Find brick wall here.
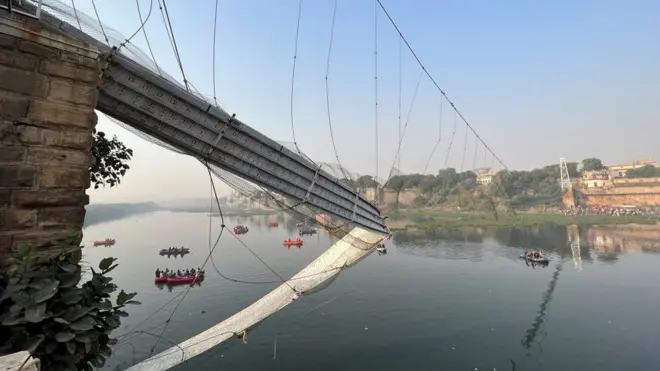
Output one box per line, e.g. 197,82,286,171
0,14,100,262
569,185,660,207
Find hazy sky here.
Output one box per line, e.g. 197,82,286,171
72,0,659,204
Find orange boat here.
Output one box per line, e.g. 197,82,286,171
268,222,279,227
283,238,303,246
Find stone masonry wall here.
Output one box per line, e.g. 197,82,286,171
567,185,660,208
0,13,101,262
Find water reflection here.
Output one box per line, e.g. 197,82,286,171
82,213,660,371
521,262,563,351
392,223,660,268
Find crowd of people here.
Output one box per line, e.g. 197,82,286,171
524,250,545,259
563,204,660,217
155,267,204,278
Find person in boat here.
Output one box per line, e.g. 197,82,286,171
155,268,161,277
191,268,196,275
185,269,190,276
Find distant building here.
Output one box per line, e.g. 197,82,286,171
474,167,494,185
581,170,610,188
607,158,657,178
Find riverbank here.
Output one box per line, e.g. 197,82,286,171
386,210,658,231
209,209,278,217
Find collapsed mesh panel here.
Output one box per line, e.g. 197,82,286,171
36,0,217,104
208,164,376,251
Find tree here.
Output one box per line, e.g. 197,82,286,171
582,158,605,172
0,247,139,371
385,176,405,208
90,130,133,189
627,165,660,178
356,175,378,189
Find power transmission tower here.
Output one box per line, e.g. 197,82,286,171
559,158,572,191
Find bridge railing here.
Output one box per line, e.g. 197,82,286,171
21,0,390,237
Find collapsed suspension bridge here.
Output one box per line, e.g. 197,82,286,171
0,0,507,369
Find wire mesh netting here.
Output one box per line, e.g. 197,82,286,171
27,0,211,101
22,0,388,246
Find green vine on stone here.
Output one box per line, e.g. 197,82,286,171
0,244,139,371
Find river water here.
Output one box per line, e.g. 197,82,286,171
83,211,660,371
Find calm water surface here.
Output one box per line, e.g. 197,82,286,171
83,212,660,371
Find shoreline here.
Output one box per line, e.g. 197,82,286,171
386,210,659,231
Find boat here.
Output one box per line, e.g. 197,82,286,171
520,254,549,264
299,226,317,235
154,273,205,285
283,238,303,246
159,247,190,256
376,244,386,253
268,222,279,227
295,222,304,227
93,238,116,247
234,225,249,235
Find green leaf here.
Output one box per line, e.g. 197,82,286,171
98,257,117,271
65,341,76,355
1,313,25,326
103,264,119,274
53,317,70,325
9,303,24,315
6,264,19,276
89,355,106,368
125,300,141,305
43,322,59,337
30,278,56,290
75,332,98,343
0,284,29,303
24,302,47,322
70,316,97,331
91,273,102,292
62,305,91,322
55,332,75,343
31,279,60,303
58,263,78,273
24,269,52,279
24,334,45,354
17,243,32,257
115,310,129,317
101,283,117,294
92,299,112,311
10,290,32,307
59,290,83,305
45,341,59,354
104,314,120,329
116,290,137,306
106,338,118,345
58,272,81,288
99,344,112,357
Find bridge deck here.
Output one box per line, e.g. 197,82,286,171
23,1,388,235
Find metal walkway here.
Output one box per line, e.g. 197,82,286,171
19,0,388,235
